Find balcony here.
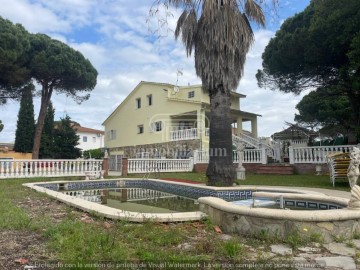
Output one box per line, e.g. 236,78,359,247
170,128,209,141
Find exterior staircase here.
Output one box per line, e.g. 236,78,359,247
256,164,295,175
232,133,282,163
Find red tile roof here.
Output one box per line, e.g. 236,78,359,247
73,126,104,135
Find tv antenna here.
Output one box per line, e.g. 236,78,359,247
175,69,183,86
173,69,183,94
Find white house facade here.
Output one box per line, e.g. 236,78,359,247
75,126,105,151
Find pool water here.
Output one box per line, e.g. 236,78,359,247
63,188,199,213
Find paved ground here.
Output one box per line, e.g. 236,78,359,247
236,186,357,269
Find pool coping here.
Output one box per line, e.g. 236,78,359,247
198,195,359,222
23,181,206,222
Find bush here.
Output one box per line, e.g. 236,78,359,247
83,148,104,159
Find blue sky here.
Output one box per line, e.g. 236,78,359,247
0,0,310,142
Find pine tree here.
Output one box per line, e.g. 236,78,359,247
39,102,55,158
0,120,3,132
13,83,35,153
53,115,81,159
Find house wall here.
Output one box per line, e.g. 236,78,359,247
77,131,104,151
104,82,244,150
109,139,201,159
168,85,240,110
105,84,203,148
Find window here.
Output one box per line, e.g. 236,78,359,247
136,98,141,109
83,136,87,142
179,121,190,130
137,125,144,134
92,137,96,143
136,152,149,158
188,91,195,98
154,121,162,132
147,94,152,106
107,130,117,140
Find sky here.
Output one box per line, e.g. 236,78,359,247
0,0,311,143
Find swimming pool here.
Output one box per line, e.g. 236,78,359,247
24,178,360,242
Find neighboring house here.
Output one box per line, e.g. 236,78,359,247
271,123,318,162
0,143,32,160
102,81,260,166
74,126,105,151
272,123,318,147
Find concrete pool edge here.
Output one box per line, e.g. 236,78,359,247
23,181,206,222
198,196,353,222
198,195,360,243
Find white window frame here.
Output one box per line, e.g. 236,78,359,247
137,125,144,134
107,130,117,141
147,94,153,106
136,98,141,109
155,121,162,132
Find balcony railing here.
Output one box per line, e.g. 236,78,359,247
170,128,210,141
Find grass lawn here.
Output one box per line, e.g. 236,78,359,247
126,172,351,191
0,174,353,269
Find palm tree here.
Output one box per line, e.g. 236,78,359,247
153,0,271,186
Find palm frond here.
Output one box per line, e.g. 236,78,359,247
176,9,197,56
175,10,188,39
153,0,270,91
245,0,265,27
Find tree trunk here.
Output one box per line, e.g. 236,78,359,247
32,85,52,159
206,86,236,186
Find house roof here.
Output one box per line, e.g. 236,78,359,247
0,143,14,151
102,81,173,125
231,109,262,118
102,81,248,125
74,126,104,135
272,123,317,140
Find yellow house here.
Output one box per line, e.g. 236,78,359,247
102,81,260,163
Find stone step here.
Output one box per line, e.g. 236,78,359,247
256,165,295,175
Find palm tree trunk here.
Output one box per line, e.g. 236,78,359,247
32,85,52,159
206,86,235,186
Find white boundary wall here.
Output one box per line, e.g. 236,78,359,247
0,159,103,179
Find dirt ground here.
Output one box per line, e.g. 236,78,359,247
0,197,79,270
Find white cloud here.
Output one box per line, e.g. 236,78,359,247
0,0,71,33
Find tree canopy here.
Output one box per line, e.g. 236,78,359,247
29,33,98,159
0,17,31,103
53,115,81,159
0,16,98,157
294,87,352,132
0,120,3,133
256,0,360,138
13,83,35,153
